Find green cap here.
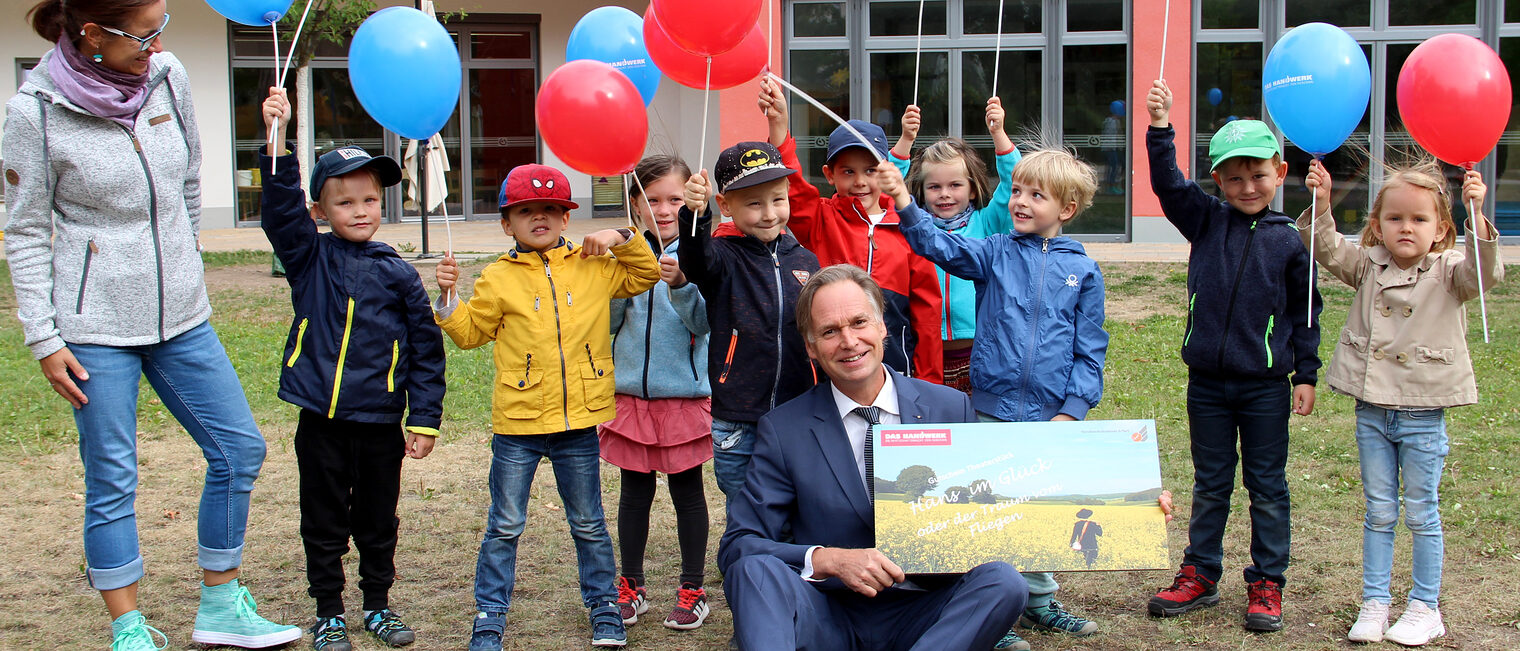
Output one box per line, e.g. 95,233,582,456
1208,120,1281,171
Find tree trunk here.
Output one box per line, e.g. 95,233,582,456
296,64,315,200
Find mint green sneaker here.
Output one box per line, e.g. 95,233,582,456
190,579,302,648
111,612,168,651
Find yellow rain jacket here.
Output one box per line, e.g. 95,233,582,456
438,236,659,434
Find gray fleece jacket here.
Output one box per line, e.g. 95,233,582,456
3,50,208,360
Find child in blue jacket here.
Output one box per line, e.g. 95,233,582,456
261,89,445,650
882,148,1108,650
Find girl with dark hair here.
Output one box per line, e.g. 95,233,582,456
4,2,298,649
601,154,715,631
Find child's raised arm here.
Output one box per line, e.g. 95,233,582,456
890,104,921,161
760,77,789,147
684,170,710,216
262,86,290,153
1146,79,1172,128
1464,169,1494,240
877,159,913,208
987,97,1014,154
1305,159,1332,217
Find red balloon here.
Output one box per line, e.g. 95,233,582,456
1396,34,1512,168
645,9,767,91
649,0,761,57
536,60,649,176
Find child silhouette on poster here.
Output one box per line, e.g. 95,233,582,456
1071,509,1104,568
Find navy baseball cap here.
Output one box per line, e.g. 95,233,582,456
824,120,889,165
309,146,401,200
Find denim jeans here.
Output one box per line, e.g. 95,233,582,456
474,428,617,613
1182,372,1291,586
69,321,266,591
711,417,758,501
1355,402,1448,607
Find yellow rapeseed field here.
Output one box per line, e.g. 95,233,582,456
877,501,1170,574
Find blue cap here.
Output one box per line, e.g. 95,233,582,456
309,146,401,200
824,120,889,164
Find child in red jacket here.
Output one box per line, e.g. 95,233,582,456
760,78,943,383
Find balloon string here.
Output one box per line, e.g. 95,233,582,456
767,72,883,164
694,57,712,237
913,0,925,106
278,0,315,87
766,0,774,73
1159,0,1170,81
269,20,282,176
1307,185,1316,328
991,0,1004,97
435,142,454,303
1472,195,1490,343
631,172,663,253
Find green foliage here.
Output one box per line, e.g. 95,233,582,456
895,464,938,499
277,0,377,71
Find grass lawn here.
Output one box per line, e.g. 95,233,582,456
0,252,1517,649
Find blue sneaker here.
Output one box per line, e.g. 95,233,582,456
111,612,168,651
468,612,506,651
311,616,351,651
364,609,415,647
190,579,302,648
590,602,627,647
1020,599,1098,636
993,628,1030,651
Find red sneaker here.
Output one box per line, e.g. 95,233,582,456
1244,579,1283,632
615,576,648,625
662,583,710,631
1148,565,1220,617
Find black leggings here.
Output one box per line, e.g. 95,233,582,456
617,465,708,587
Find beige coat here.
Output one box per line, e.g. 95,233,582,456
1298,209,1504,409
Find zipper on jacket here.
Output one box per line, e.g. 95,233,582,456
689,334,700,382
119,125,165,342
718,329,738,384
943,273,953,340
901,325,911,377
1262,315,1275,368
770,244,785,407
585,343,604,376
327,297,355,418
76,239,95,314
1183,293,1196,346
286,317,309,367
1015,238,1051,417
1216,219,1260,370
641,292,655,400
386,340,400,392
542,253,571,430
521,353,533,387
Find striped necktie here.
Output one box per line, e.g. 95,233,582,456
851,406,882,504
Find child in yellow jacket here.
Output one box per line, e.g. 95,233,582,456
434,163,659,650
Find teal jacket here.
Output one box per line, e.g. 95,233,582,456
891,145,1021,341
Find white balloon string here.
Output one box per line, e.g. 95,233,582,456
1308,185,1316,328
766,0,774,72
1472,195,1490,343
766,72,883,164
278,0,315,87
1159,0,1170,81
694,57,712,237
991,0,1004,97
269,20,281,175
913,0,925,106
631,172,663,253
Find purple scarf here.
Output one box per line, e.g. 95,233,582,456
45,37,149,129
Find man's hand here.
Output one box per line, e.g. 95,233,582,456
1305,159,1332,216
40,347,89,408
581,229,631,258
659,256,686,287
1292,384,1316,416
759,77,789,146
812,547,906,597
684,171,711,215
405,431,436,459
1147,79,1172,128
876,160,911,208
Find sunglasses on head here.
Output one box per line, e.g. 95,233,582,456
96,13,171,53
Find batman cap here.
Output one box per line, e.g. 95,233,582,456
714,141,796,193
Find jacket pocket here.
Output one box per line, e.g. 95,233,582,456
76,239,96,314
286,317,309,367
582,344,614,411
718,329,738,384
499,356,545,419
386,340,400,392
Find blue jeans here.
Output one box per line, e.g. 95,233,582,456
70,321,266,591
474,428,616,613
711,417,758,501
1182,372,1292,586
1355,402,1448,607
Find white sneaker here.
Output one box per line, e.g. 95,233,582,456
1348,599,1390,643
1383,600,1445,646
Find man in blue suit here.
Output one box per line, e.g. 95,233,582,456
718,264,1027,650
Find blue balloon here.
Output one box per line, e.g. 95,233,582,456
1262,22,1370,156
567,7,661,107
349,7,462,141
1109,100,1125,117
205,0,293,26
1226,115,1239,123
1207,87,1223,106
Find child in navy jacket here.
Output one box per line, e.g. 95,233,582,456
261,89,444,649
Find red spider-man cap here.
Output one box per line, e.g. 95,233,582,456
499,164,580,211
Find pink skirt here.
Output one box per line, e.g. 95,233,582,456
598,395,713,474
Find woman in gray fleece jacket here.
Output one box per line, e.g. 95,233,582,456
2,1,297,649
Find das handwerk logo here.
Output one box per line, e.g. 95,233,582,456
1266,74,1314,90
882,429,952,446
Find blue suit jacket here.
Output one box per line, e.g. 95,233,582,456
717,368,976,589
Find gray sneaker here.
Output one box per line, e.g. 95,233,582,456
993,628,1030,651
